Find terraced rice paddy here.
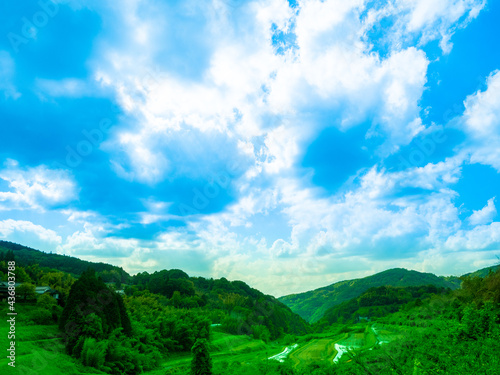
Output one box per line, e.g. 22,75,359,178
288,324,404,366
2,316,404,375
268,344,299,362
287,334,346,366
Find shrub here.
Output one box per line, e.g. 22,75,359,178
30,308,53,325
81,337,107,369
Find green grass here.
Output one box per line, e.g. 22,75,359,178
289,334,346,367
0,303,404,375
159,331,285,373
0,323,104,375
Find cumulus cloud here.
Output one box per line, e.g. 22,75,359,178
1,0,496,296
79,0,487,193
91,0,433,186
0,160,77,211
462,70,500,170
445,221,500,251
468,197,497,226
0,219,62,251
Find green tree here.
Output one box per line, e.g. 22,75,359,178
37,293,57,309
17,282,36,300
191,338,212,375
59,268,132,354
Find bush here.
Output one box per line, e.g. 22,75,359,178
81,337,107,369
37,293,57,309
30,308,53,325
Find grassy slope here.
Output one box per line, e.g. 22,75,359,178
0,308,285,375
159,330,286,372
0,306,105,375
278,268,462,323
0,301,408,375
288,324,401,368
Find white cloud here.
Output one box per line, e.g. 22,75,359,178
0,51,20,99
0,0,491,296
90,0,436,186
81,0,487,192
445,221,500,251
368,0,486,54
0,160,77,211
468,197,497,226
0,219,62,251
462,70,500,170
270,7,430,153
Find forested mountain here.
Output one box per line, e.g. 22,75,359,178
316,284,450,327
1,241,309,339
278,268,462,323
0,240,130,282
128,269,310,340
2,241,500,374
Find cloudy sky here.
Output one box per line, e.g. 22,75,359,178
1,0,500,296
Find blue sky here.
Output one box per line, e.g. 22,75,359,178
1,0,500,296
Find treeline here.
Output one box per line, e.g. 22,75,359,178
57,268,309,374
128,269,310,340
58,269,156,374
0,241,130,281
317,284,450,326
205,268,500,375
278,268,461,323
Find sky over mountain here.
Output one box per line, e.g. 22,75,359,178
1,0,500,296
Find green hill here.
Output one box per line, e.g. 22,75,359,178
278,268,462,323
462,264,500,278
318,284,450,326
129,269,311,340
1,240,309,340
0,240,130,281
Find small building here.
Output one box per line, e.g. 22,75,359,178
0,281,21,301
0,282,60,301
35,286,60,300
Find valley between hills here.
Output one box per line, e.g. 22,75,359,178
1,240,499,375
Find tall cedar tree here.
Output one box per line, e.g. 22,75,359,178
191,338,212,375
59,268,131,354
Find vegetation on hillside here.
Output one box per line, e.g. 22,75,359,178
2,242,499,375
0,240,130,282
278,268,462,323
316,284,450,327
129,269,310,340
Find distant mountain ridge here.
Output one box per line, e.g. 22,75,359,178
278,268,462,323
0,240,310,339
462,264,500,278
0,240,130,280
